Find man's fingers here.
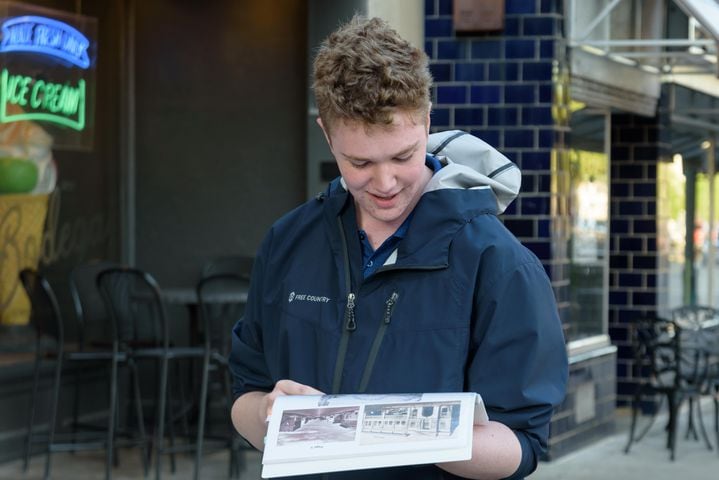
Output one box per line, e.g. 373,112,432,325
275,379,324,396
264,380,324,420
298,384,324,395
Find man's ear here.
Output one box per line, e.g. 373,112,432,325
316,117,332,150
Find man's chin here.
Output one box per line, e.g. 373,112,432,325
369,209,406,225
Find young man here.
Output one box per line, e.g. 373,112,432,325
230,16,567,480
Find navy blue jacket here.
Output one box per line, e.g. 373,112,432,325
230,132,568,480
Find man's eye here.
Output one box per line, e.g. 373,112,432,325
352,161,368,168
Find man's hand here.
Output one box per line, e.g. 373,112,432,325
232,379,323,451
260,379,324,421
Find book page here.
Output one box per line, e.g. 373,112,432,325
262,392,488,478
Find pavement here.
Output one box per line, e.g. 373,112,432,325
2,400,717,479
528,401,718,480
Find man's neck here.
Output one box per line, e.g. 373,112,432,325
360,217,404,250
357,166,434,250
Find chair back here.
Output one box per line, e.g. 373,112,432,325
201,255,253,280
69,260,118,348
672,305,719,329
631,316,679,389
19,269,64,347
196,273,249,358
96,267,169,349
671,305,718,388
633,313,713,394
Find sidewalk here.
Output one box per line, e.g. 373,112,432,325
0,448,263,480
529,400,718,479
3,400,717,479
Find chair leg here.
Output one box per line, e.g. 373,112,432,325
230,435,245,480
636,394,663,443
44,354,63,480
155,357,169,480
624,390,641,454
166,382,177,474
685,397,698,441
71,370,81,447
164,361,180,475
106,357,119,480
695,395,713,450
23,353,42,472
223,367,242,479
667,393,680,461
175,360,191,437
194,353,211,480
130,358,150,476
113,384,121,468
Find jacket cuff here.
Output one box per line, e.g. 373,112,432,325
502,430,537,480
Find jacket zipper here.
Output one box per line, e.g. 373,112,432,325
331,216,355,394
331,292,356,394
330,212,431,394
358,291,399,393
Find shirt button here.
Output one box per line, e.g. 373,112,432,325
367,260,373,267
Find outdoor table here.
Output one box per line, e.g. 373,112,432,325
161,287,249,306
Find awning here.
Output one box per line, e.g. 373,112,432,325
674,0,719,47
568,0,718,76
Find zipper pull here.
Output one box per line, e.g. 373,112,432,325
384,291,399,324
345,293,356,331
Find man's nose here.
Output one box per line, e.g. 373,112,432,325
373,163,397,193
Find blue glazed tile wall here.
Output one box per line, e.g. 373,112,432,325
608,112,670,405
424,0,567,289
424,0,612,461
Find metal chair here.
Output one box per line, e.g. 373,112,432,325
672,305,719,455
20,268,148,480
69,261,119,350
67,261,118,451
96,266,207,480
625,315,712,460
195,272,251,479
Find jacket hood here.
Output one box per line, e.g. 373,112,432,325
426,130,521,213
326,130,521,214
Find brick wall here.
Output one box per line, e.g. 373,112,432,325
609,112,670,404
425,0,571,325
425,0,617,460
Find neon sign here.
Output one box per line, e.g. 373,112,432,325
0,16,90,69
0,68,85,130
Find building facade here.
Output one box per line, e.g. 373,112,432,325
422,0,719,459
1,0,718,466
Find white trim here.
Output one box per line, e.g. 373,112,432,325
567,334,614,359
384,249,398,267
674,0,719,43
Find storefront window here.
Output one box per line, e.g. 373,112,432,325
658,138,719,312
657,154,686,312
567,106,609,341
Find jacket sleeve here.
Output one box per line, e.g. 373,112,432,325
228,235,275,400
468,259,568,479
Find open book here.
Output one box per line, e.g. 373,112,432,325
262,392,488,478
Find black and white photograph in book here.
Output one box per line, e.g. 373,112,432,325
277,407,359,446
358,401,462,445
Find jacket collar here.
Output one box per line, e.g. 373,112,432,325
320,178,497,271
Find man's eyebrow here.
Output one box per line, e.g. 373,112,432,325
340,141,420,162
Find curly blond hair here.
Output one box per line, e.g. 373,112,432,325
312,16,433,132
